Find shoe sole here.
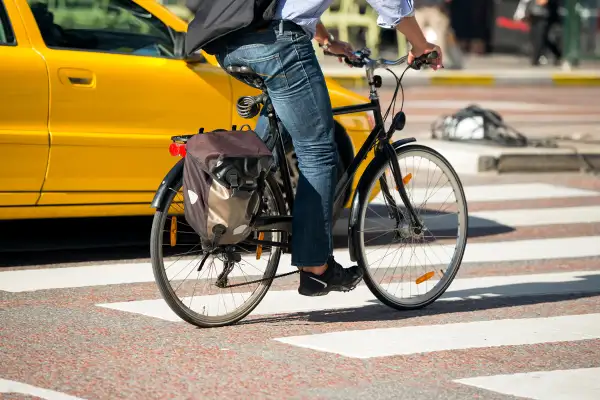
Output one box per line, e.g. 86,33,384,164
297,274,364,297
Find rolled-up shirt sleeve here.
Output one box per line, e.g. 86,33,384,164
366,0,415,29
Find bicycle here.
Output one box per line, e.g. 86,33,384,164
149,48,469,328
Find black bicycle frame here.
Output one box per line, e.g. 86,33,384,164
253,96,422,237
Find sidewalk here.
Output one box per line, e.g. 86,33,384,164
320,53,600,87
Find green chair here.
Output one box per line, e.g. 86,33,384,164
320,0,381,57
356,0,409,57
320,0,409,58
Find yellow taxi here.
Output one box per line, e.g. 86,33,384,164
0,0,373,220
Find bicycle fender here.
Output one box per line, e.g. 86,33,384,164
347,137,416,262
150,158,184,210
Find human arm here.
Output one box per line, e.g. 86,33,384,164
314,21,356,63
366,0,444,69
395,15,443,69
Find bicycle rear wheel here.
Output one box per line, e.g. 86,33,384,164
150,172,287,328
352,144,468,310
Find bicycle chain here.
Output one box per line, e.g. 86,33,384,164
223,269,299,288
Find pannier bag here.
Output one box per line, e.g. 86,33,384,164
183,128,275,247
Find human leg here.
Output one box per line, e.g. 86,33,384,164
529,16,546,65
215,22,362,294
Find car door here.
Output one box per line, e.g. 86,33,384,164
0,0,50,207
20,0,232,207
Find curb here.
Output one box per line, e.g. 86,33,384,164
323,71,600,88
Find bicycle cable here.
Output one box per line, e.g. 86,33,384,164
382,65,411,125
220,54,436,289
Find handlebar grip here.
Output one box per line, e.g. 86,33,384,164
425,51,438,61
410,50,440,70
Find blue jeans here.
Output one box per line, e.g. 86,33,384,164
215,21,337,267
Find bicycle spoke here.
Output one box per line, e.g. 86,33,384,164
357,147,468,310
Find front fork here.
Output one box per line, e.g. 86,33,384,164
381,141,423,232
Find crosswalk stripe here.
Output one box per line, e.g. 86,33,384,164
402,100,572,111
454,367,600,400
0,378,86,400
461,205,600,227
96,270,600,322
373,183,598,204
272,313,600,359
333,205,600,233
2,236,599,292
332,236,600,268
2,177,598,397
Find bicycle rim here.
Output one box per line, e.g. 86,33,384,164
150,174,284,327
355,144,468,310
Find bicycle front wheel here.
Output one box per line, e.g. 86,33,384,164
352,144,468,310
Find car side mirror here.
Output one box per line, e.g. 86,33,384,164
173,30,206,64
185,51,206,64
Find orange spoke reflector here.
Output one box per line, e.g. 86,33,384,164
416,271,434,285
256,232,265,259
386,171,413,190
170,216,177,247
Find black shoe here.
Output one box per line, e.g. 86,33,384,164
298,257,363,297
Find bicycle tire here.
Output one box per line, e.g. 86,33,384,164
352,144,469,311
150,171,287,328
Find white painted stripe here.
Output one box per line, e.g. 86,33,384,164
2,236,600,292
466,205,600,227
333,206,600,234
96,270,600,322
0,378,86,400
403,100,573,111
332,236,600,271
454,368,600,400
273,313,600,359
405,114,600,123
373,183,598,204
0,259,296,293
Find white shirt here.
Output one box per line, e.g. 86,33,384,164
274,0,415,37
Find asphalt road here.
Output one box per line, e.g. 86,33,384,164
1,87,600,399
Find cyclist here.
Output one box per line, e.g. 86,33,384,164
213,1,443,297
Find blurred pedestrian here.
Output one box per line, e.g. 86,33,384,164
515,0,563,65
415,0,463,69
415,0,452,57
449,0,494,55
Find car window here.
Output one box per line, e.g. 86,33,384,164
26,0,176,57
0,0,16,45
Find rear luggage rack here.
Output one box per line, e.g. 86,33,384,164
170,134,195,144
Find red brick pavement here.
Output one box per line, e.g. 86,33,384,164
355,86,600,141
1,173,599,399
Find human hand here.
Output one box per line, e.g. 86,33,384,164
408,41,443,70
536,0,548,5
326,39,357,65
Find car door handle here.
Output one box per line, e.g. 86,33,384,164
58,68,96,87
68,76,92,85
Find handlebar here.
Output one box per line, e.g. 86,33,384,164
323,48,439,71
